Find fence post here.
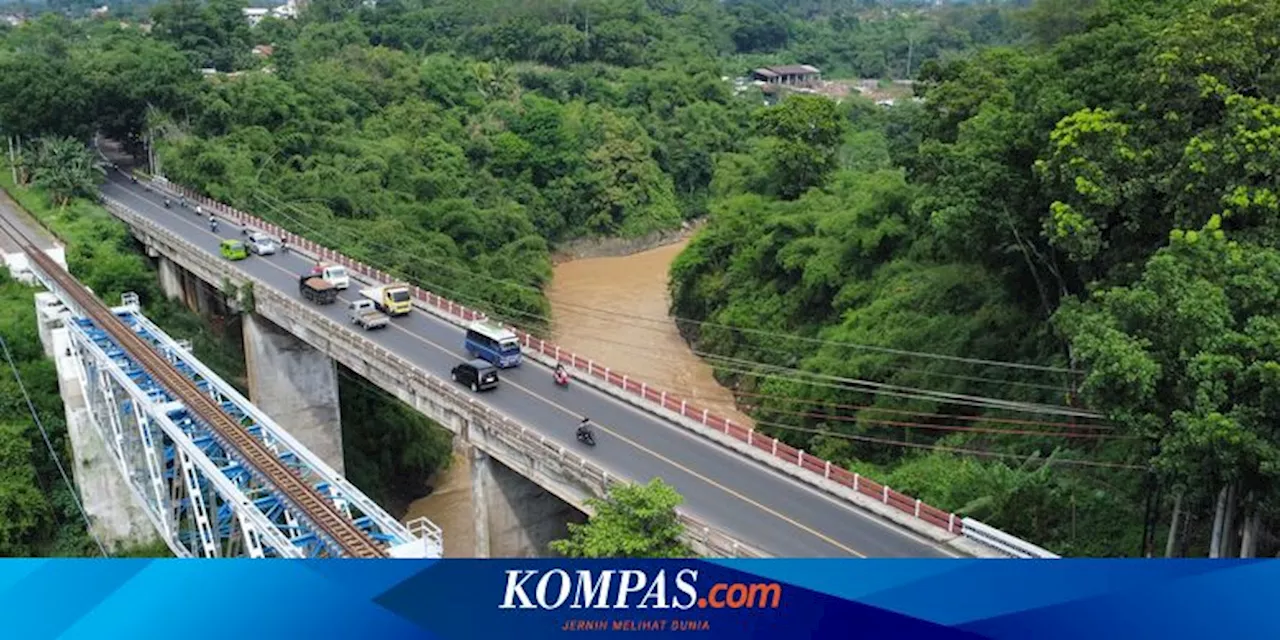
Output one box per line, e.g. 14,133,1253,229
914,499,921,517
701,409,708,424
854,474,859,492
798,449,804,467
641,383,647,398
747,430,753,446
605,367,610,382
771,438,777,456
680,400,686,415
622,375,627,390
660,391,666,406
555,346,560,362
882,485,889,503
824,460,830,479
948,513,955,533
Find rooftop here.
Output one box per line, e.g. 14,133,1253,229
754,64,821,77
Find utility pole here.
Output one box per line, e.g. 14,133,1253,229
906,33,915,79
8,135,16,185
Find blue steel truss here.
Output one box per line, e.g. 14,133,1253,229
61,292,442,558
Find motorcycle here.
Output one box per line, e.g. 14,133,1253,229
576,427,596,447
163,198,171,208
554,368,570,388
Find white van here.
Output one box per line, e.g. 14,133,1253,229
311,264,350,290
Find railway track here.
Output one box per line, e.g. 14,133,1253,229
0,207,386,558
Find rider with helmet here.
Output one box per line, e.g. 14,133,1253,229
554,363,569,385
576,416,594,442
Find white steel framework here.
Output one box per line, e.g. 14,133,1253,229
59,292,442,558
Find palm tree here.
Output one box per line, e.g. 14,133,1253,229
28,137,106,207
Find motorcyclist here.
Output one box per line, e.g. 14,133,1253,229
209,215,218,232
576,416,594,441
163,197,171,208
554,363,568,384
179,196,186,207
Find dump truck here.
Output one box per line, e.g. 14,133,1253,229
347,299,389,330
298,274,338,305
360,282,412,316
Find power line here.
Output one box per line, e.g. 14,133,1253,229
243,191,1095,419
247,189,1080,376
0,333,110,557
749,418,1148,470
732,389,1113,431
744,404,1132,439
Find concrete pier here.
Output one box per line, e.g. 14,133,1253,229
242,312,345,473
469,446,585,557
37,293,158,551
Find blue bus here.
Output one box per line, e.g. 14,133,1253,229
464,320,522,368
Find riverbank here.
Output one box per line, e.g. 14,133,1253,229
546,238,753,427
551,219,706,263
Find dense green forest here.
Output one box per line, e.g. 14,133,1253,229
2,0,1278,558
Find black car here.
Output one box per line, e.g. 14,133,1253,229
451,358,499,392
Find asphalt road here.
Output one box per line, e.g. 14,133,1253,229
102,173,954,558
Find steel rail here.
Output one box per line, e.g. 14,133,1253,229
0,208,385,558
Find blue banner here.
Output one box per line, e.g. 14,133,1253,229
2,559,1277,639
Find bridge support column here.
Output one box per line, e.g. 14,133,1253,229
157,256,184,302
242,313,345,474
37,293,158,551
469,445,586,557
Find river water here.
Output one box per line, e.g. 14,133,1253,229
545,239,754,427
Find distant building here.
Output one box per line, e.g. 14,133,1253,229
252,44,274,57
751,65,821,87
243,0,299,26
243,7,269,26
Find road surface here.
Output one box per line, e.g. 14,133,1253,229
102,173,954,558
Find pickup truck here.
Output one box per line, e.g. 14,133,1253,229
298,274,338,305
360,282,412,316
347,299,389,330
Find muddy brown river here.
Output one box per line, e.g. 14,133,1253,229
545,239,753,426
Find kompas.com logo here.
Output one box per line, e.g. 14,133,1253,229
498,568,782,611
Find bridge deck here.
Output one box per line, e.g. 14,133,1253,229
102,173,957,558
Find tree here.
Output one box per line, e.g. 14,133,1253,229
751,94,849,200
25,137,106,206
551,479,691,558
1056,217,1280,556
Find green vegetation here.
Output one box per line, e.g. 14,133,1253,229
551,479,691,558
673,0,1280,557
0,272,97,556
3,0,1277,558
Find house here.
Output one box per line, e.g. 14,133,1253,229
751,64,821,87
252,44,274,57
242,7,269,26
242,0,299,26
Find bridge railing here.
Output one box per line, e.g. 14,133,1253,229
144,176,1055,559
103,193,765,559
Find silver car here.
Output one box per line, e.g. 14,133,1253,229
245,232,279,255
